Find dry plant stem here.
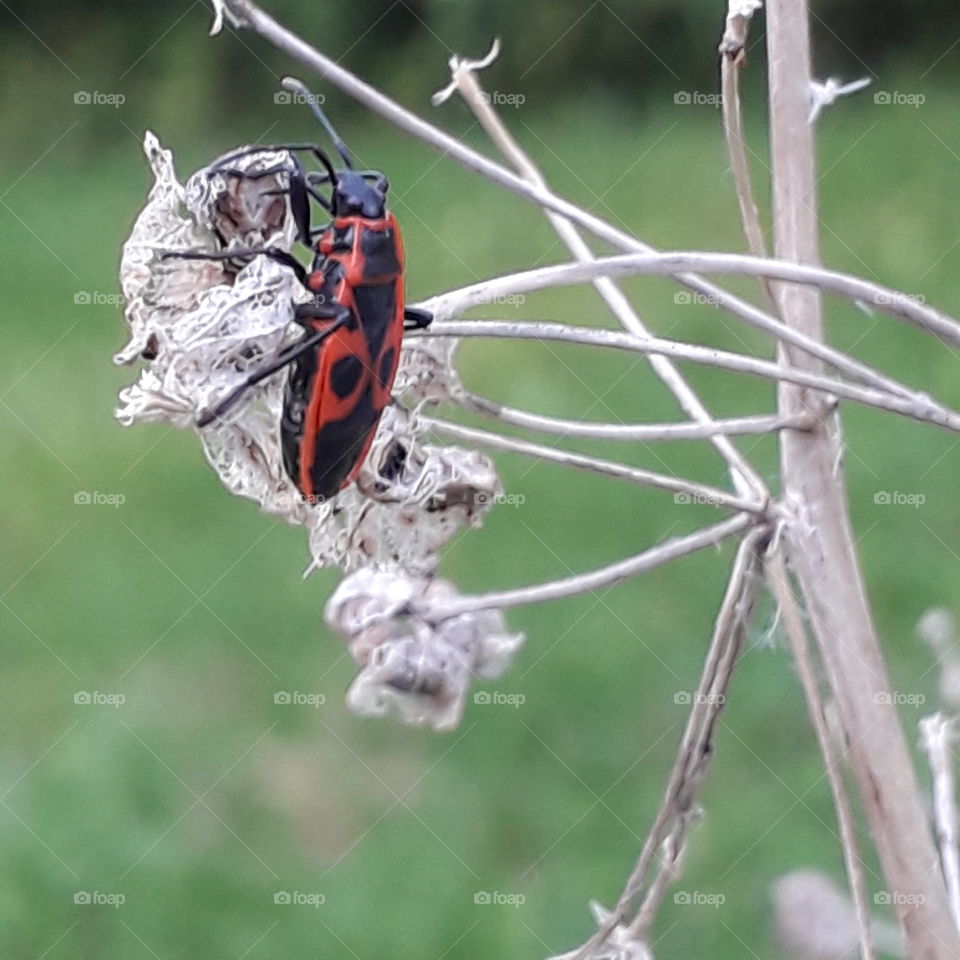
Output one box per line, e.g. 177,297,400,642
215,1,927,398
456,390,806,441
422,252,960,353
767,551,877,960
920,715,960,931
423,321,960,433
720,51,779,314
448,62,767,504
423,416,765,515
767,1,960,956
424,513,754,620
571,528,766,957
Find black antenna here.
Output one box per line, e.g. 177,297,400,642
281,77,353,170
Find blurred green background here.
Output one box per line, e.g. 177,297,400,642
2,1,959,957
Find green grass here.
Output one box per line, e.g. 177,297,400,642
2,88,959,958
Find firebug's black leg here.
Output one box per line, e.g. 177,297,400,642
196,308,351,428
403,307,433,330
162,246,309,287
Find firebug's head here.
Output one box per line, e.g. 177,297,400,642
332,170,388,220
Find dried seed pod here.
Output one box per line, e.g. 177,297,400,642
326,566,524,731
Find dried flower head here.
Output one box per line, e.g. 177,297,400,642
548,903,653,960
325,566,524,731
116,132,506,590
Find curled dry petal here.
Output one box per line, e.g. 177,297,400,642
325,566,524,731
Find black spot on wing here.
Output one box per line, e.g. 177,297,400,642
280,333,320,484
378,347,396,388
361,226,401,279
309,381,380,500
330,354,363,398
352,281,396,369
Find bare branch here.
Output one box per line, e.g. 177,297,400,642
569,527,766,958
421,251,960,353
455,390,808,441
423,514,755,619
766,0,960,954
424,416,767,515
421,320,960,433
920,714,960,932
438,45,768,503
719,5,778,313
768,551,877,960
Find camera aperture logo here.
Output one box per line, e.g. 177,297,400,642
474,891,525,907
273,691,326,708
274,891,325,907
74,691,126,708
74,891,125,907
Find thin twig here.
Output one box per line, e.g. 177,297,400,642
719,2,778,313
768,550,877,960
422,513,755,619
421,251,960,352
920,714,960,932
424,416,765,514
421,321,960,433
570,527,766,958
455,390,808,441
440,47,768,503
